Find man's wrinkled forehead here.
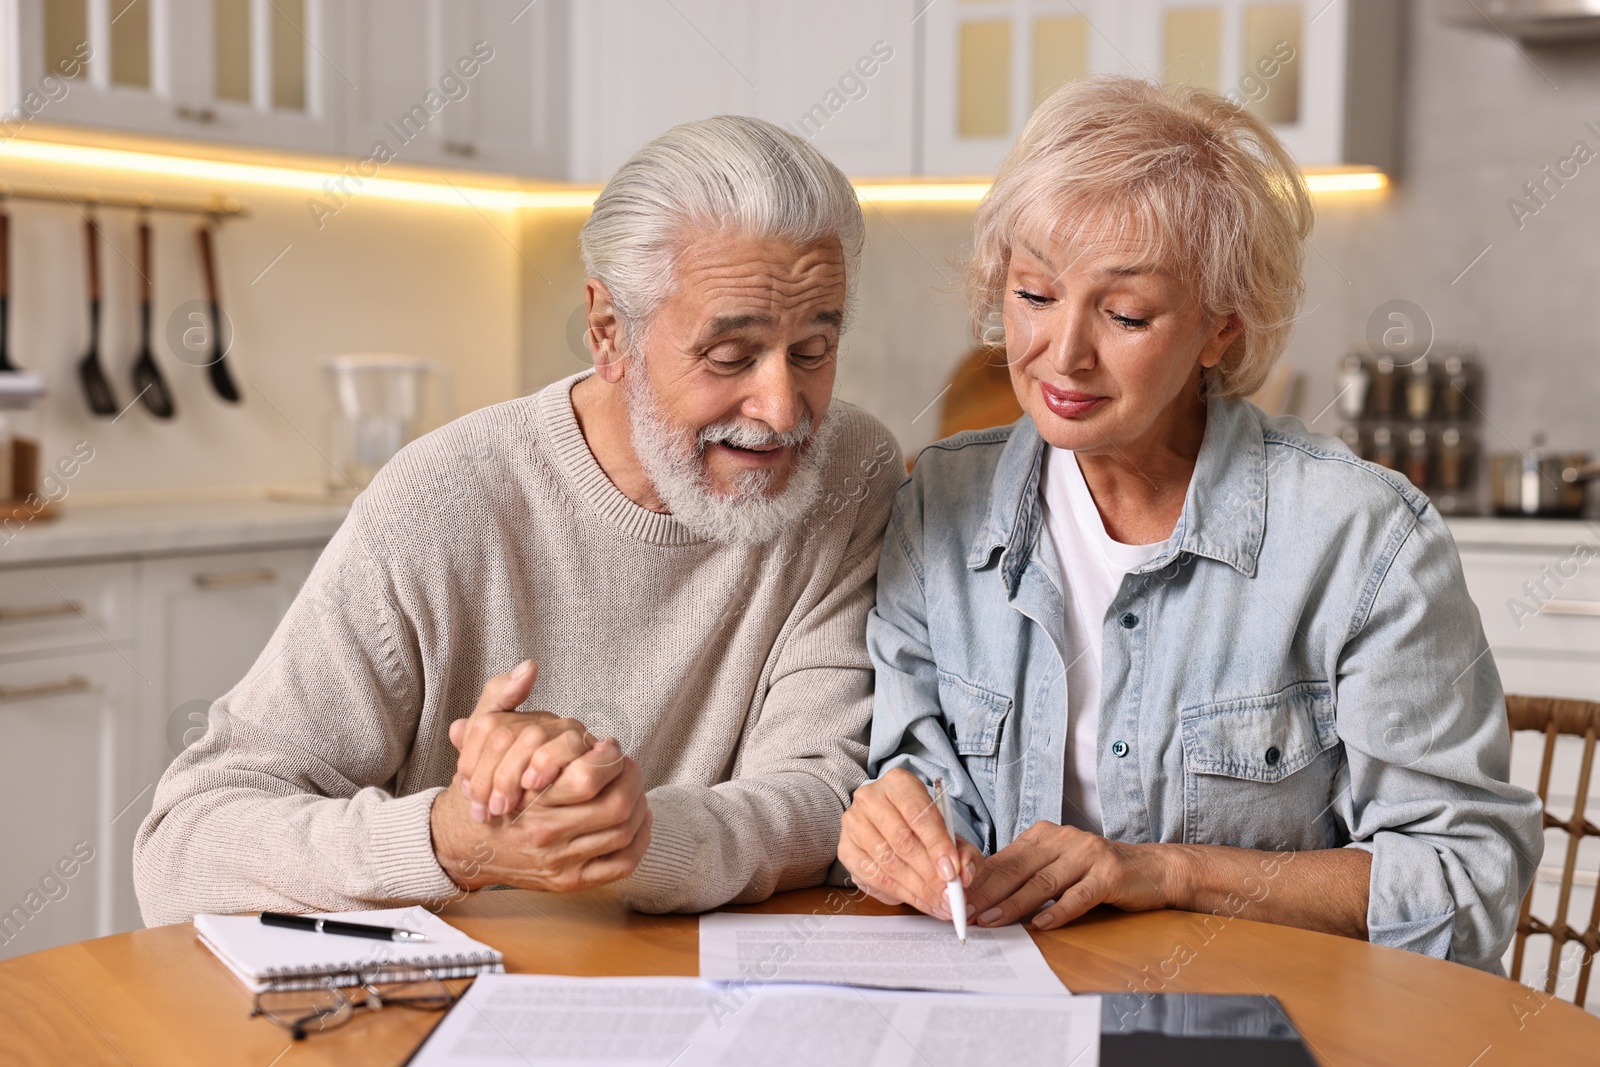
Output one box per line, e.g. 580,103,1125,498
673,236,848,337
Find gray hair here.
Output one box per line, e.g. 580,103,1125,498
580,115,864,348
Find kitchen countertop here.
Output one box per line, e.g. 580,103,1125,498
1446,515,1600,550
0,494,351,567
0,493,1588,567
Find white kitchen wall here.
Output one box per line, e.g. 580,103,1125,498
0,152,521,499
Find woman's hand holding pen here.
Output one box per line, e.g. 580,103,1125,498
839,768,984,920
962,822,1171,931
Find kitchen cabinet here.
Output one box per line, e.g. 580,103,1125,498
9,1,1402,182
342,0,570,175
1453,528,1600,704
917,0,1125,177
749,0,916,178
6,0,346,153
567,0,917,182
0,519,333,962
565,0,759,183
126,545,320,879
1454,519,1600,1007
0,646,134,962
918,0,1401,176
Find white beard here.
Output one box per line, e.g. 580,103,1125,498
624,365,838,545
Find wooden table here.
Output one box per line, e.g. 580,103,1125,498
3,887,1596,1066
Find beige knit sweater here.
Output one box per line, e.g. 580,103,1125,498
133,372,902,926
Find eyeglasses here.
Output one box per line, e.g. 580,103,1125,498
250,966,457,1040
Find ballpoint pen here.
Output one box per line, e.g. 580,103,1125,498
932,777,967,944
260,912,430,942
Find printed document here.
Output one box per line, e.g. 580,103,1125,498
407,974,1100,1067
697,912,1071,995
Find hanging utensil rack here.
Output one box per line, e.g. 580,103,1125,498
0,183,247,218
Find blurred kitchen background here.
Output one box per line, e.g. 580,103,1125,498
0,0,1597,1008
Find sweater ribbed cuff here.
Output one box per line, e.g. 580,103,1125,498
366,787,461,902
610,806,702,913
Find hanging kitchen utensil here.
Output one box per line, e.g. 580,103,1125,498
130,217,175,419
196,220,240,403
77,216,118,417
0,205,14,371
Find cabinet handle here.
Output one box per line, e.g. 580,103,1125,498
175,105,218,124
0,600,83,623
1540,599,1600,618
0,675,90,702
442,141,477,157
193,567,278,590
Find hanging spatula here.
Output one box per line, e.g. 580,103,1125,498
0,206,14,372
130,217,175,418
196,220,240,403
77,216,118,417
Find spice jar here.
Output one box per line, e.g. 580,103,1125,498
1405,426,1431,488
1441,354,1475,420
1339,423,1365,461
1336,354,1370,420
1370,357,1398,418
1371,426,1399,470
1438,427,1473,493
1405,358,1433,421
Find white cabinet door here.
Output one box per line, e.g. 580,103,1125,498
0,560,135,659
182,0,347,153
566,0,758,183
919,0,1125,177
1115,0,1400,173
918,0,1400,177
751,0,914,177
434,0,570,176
130,546,320,838
343,0,568,174
5,0,344,153
1458,544,1600,702
0,649,136,961
344,0,459,169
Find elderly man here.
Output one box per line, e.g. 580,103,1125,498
133,116,902,924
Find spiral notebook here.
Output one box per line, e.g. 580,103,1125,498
194,906,504,993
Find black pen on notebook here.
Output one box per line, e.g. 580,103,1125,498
259,912,429,943
932,777,967,944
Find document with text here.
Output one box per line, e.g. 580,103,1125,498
697,912,1071,995
406,974,1100,1067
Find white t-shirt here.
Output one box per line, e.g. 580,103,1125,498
1039,448,1169,834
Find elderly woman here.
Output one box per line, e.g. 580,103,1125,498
837,76,1541,972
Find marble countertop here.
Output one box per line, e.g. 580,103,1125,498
0,490,1589,568
1446,515,1599,550
0,493,351,568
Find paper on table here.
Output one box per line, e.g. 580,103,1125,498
405,974,1101,1067
408,976,716,1067
697,913,1070,995
688,984,1100,1067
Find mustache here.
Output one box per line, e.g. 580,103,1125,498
696,413,814,451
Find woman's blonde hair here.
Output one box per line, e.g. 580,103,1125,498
967,75,1314,398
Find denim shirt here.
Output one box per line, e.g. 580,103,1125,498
866,397,1542,972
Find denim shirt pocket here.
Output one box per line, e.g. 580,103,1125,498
1179,681,1342,851
935,670,1011,789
